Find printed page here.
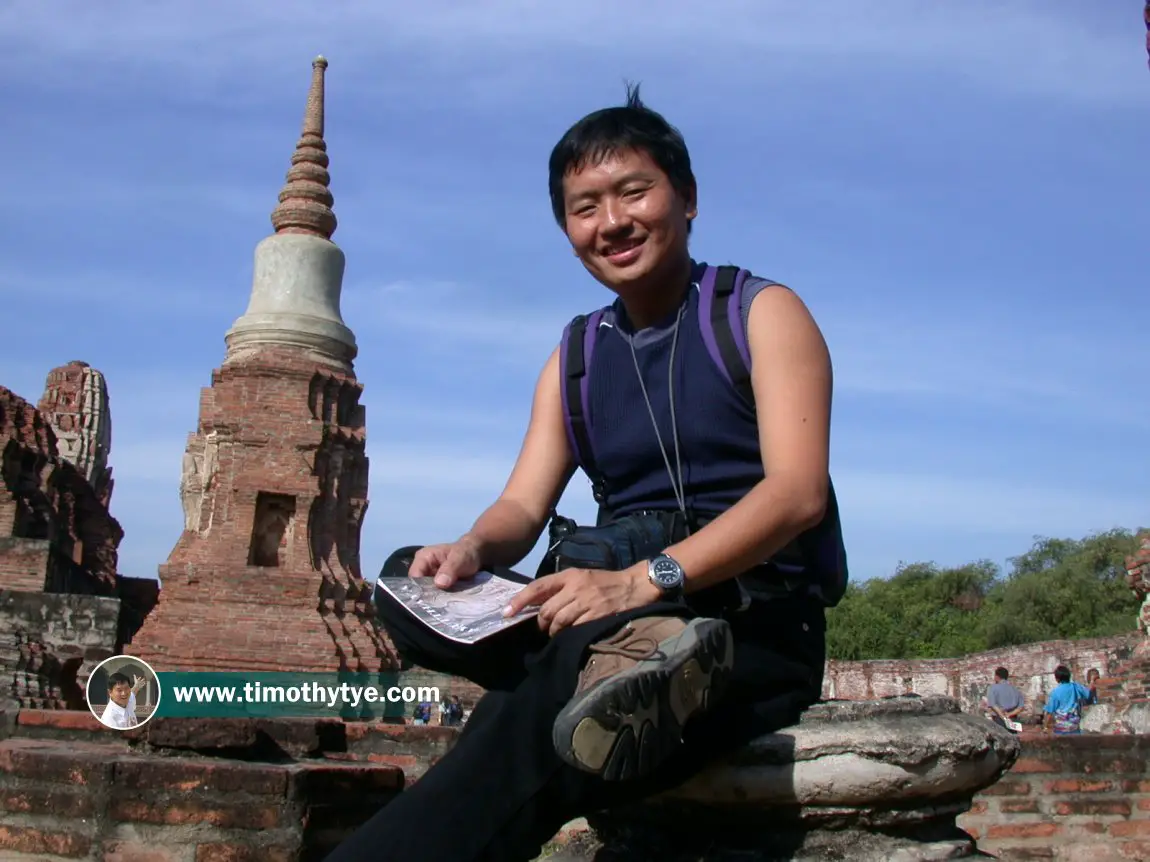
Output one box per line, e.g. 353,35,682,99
375,570,539,644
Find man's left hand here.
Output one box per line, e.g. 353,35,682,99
503,566,662,637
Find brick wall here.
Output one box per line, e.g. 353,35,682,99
0,538,51,592
0,590,120,710
0,711,404,861
959,734,1150,860
824,634,1140,718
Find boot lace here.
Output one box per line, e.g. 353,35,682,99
587,624,662,662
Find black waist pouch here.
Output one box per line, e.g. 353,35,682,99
538,510,745,618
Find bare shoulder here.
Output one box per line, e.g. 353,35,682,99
746,283,830,363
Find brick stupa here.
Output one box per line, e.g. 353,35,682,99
126,57,398,674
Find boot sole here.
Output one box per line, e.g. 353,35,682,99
552,617,734,782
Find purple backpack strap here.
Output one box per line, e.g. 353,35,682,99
697,265,754,405
559,308,608,504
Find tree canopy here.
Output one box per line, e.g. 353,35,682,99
825,528,1144,661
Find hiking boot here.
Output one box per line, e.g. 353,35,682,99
552,616,734,781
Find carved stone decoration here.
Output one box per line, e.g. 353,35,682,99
37,361,114,508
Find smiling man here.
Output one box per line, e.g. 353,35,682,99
327,85,847,862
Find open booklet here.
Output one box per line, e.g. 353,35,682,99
375,567,540,645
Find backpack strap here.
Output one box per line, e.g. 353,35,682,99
559,308,608,504
697,264,754,406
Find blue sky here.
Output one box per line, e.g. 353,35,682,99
1,1,1146,587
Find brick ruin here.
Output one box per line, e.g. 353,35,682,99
0,362,157,715
1084,531,1150,733
124,56,399,677
824,633,1141,720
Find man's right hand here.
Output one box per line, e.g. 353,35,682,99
409,536,484,589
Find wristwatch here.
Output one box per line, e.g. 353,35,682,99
647,554,685,601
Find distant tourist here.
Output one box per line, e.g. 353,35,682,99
984,667,1025,732
1042,665,1093,735
100,672,145,729
439,696,464,727
412,702,432,726
1085,668,1101,704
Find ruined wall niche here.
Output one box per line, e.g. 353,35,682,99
3,443,53,540
248,492,296,568
307,373,362,427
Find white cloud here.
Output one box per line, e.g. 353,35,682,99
0,1,1139,107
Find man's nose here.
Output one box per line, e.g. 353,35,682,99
599,199,632,234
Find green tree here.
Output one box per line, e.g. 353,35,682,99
825,528,1144,661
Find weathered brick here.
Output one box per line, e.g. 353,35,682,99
1111,821,1150,837
293,762,404,796
986,849,1053,860
0,785,95,817
1046,778,1113,793
103,841,184,862
1011,757,1059,774
17,709,106,731
1054,799,1131,817
0,739,114,784
987,822,1061,839
999,799,1040,814
967,800,988,815
195,843,295,862
108,797,281,830
1119,841,1150,859
0,824,91,858
114,757,288,796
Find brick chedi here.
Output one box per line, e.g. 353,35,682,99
125,57,397,674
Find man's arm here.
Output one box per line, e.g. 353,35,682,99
460,347,575,568
661,286,832,592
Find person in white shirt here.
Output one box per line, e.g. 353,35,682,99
100,672,145,729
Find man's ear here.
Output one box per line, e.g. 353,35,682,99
682,181,699,221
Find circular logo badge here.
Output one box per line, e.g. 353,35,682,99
85,655,161,730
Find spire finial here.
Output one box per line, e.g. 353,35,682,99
270,55,337,240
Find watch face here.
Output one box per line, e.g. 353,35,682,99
651,557,682,588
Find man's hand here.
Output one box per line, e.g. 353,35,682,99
503,566,662,637
409,536,484,589
131,675,145,693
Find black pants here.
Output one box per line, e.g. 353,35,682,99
325,583,827,862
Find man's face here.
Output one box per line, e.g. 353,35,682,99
109,682,131,707
561,147,696,294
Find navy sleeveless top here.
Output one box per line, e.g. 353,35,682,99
579,260,848,604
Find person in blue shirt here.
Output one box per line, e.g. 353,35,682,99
1042,665,1092,735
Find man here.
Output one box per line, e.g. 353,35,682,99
1043,665,1092,735
984,667,1024,732
327,85,847,861
99,672,144,729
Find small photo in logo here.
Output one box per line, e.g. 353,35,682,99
86,655,161,730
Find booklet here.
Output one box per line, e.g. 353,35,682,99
375,568,540,644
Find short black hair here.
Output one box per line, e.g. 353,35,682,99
547,82,696,229
995,667,1009,680
1054,665,1071,684
107,672,131,691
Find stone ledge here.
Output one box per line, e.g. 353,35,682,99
580,697,1019,861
